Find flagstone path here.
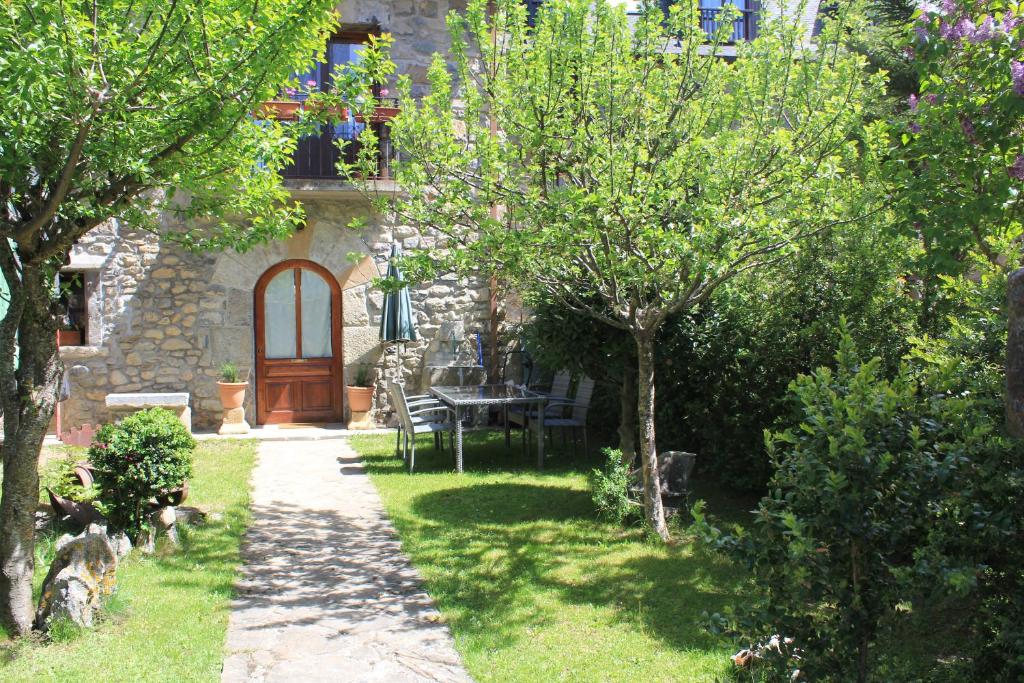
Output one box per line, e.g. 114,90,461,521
221,438,472,683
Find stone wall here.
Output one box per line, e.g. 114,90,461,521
59,196,493,432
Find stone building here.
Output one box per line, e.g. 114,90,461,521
57,0,495,434
51,0,817,435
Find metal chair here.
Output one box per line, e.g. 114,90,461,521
505,370,572,445
393,388,447,458
531,375,595,457
388,380,454,473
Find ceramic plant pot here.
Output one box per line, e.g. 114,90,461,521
346,386,374,413
217,381,248,411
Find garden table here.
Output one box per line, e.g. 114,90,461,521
429,384,548,472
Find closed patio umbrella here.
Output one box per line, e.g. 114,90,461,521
379,244,417,380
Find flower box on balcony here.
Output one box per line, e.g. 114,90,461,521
258,100,301,121
355,106,400,124
258,101,353,121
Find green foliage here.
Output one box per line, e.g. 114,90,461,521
219,362,240,384
358,0,887,537
695,285,1024,679
353,364,374,388
894,0,1024,280
694,323,938,681
88,409,195,535
589,448,637,524
39,456,97,504
3,440,258,680
0,0,340,257
904,267,1024,680
527,224,918,492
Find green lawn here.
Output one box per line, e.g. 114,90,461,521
352,430,755,683
0,439,257,682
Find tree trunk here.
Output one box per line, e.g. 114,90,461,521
634,332,669,542
1007,268,1024,437
0,262,62,636
618,360,637,466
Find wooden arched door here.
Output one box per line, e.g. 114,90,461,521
254,260,343,424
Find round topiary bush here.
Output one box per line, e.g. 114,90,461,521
88,408,195,534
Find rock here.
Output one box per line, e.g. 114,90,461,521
35,532,117,631
35,509,55,532
55,533,77,552
109,531,133,561
175,506,207,527
153,506,179,546
135,527,156,554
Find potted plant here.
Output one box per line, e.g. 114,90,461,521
257,81,316,121
346,365,375,413
57,309,82,346
355,89,400,123
216,361,248,411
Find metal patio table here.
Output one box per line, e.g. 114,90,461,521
429,384,548,472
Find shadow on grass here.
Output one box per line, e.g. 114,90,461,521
354,430,749,660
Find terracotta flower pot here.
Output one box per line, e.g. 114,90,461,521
217,381,248,410
58,329,82,346
346,386,374,413
355,106,400,123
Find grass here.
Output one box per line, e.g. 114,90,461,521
352,430,756,683
0,439,257,683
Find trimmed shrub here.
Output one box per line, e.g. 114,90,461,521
693,326,939,681
88,408,195,534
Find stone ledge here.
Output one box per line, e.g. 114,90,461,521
105,392,191,431
105,392,190,408
59,346,108,361
283,178,400,200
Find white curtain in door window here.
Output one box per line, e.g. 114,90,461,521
265,270,297,359
301,269,332,358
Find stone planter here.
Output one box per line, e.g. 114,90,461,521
346,386,374,413
216,381,250,435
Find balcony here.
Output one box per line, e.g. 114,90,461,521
698,6,758,43
525,1,759,43
282,119,395,181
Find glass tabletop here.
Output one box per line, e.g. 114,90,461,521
430,384,546,406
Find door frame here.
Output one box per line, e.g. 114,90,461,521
253,259,344,425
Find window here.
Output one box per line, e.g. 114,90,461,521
284,31,394,180
57,271,90,347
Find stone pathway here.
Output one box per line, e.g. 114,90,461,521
221,438,472,682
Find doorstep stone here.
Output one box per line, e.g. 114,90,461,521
105,392,191,431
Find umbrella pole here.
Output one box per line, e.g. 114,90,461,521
394,342,404,385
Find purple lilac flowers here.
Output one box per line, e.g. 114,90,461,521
1008,155,1024,180
969,16,994,42
1012,61,1024,96
960,116,977,142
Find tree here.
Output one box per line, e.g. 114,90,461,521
351,0,886,538
895,0,1023,427
0,0,337,636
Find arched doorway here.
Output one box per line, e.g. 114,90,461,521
254,259,343,424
